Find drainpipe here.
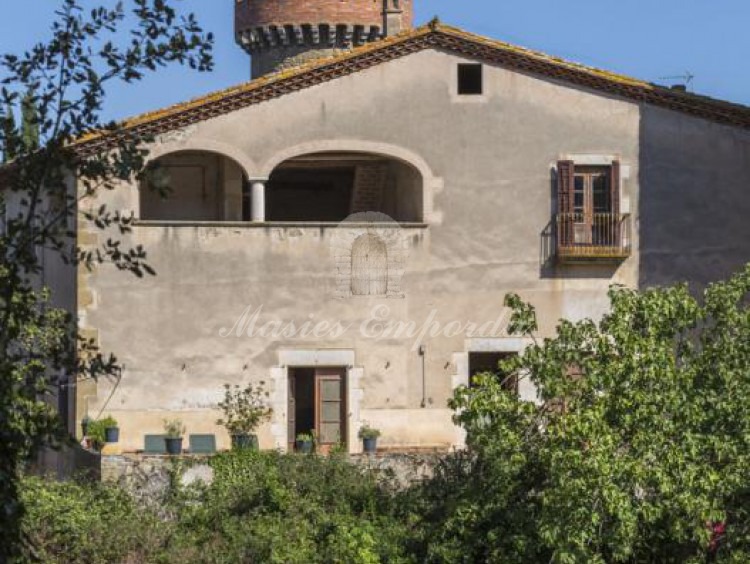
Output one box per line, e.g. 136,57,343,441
419,344,426,408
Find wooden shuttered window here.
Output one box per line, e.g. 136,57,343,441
609,160,621,216
557,160,575,214
557,160,575,246
609,161,621,243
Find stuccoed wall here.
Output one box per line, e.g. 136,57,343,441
639,104,750,290
79,48,644,452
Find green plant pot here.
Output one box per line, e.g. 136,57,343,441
165,437,183,455
296,440,313,454
363,437,378,454
231,433,259,451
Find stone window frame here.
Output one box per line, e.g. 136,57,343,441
450,337,537,448
559,154,631,214
451,60,488,104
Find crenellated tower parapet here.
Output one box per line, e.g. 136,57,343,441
235,0,414,78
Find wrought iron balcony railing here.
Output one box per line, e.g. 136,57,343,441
555,213,631,262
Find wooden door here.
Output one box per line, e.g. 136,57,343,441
573,168,610,245
315,368,346,452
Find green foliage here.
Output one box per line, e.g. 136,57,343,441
18,453,412,563
358,425,382,440
0,1,213,556
409,263,750,563
296,432,314,442
20,91,39,152
216,381,272,436
18,476,169,563
163,418,186,438
169,450,411,563
86,416,118,451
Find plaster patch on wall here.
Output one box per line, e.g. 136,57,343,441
331,212,410,299
156,124,198,145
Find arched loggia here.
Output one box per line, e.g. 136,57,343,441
265,151,424,222
140,150,250,221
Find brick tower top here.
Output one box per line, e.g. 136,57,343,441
235,0,414,78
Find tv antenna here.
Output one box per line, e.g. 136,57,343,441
659,71,695,90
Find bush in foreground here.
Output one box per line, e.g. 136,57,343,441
19,476,169,563
19,451,411,563
169,450,410,563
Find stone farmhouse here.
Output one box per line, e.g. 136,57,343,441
60,0,750,454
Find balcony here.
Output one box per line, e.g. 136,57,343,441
555,213,631,263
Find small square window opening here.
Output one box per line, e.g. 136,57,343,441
458,63,483,95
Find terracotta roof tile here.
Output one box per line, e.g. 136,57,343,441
76,23,750,155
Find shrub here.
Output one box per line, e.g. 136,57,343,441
163,418,186,438
169,450,411,563
19,476,169,563
216,382,272,436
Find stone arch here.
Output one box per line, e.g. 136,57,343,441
146,138,258,179
260,140,443,223
139,148,252,221
331,212,409,299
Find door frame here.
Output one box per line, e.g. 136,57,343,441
270,350,364,453
287,366,347,452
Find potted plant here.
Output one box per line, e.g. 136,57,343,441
103,416,119,443
86,416,119,451
295,432,314,454
359,425,381,454
163,419,186,455
216,381,272,451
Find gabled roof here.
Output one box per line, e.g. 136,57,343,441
77,22,750,155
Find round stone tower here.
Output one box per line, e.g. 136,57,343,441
235,0,414,78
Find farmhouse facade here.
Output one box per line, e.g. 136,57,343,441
66,1,750,453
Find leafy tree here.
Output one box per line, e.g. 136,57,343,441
410,264,750,563
20,91,39,152
0,1,212,558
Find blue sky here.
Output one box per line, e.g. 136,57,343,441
1,1,747,122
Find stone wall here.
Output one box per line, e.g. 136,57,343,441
101,451,442,504
236,0,388,30
80,49,641,454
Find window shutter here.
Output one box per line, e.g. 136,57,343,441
557,160,575,214
609,160,621,215
557,160,575,247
